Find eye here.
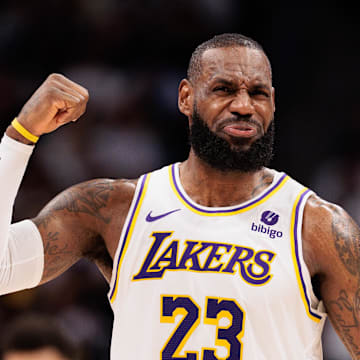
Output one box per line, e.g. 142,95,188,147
213,86,232,93
251,90,269,98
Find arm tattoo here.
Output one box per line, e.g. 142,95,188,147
327,204,360,356
34,179,119,281
36,213,56,229
329,288,360,358
42,231,73,280
331,207,360,277
46,179,115,224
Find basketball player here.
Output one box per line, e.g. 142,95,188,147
0,33,359,359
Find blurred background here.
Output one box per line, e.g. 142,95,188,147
0,0,359,359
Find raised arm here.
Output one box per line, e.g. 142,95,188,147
0,74,137,294
303,195,360,358
0,74,92,294
0,74,138,295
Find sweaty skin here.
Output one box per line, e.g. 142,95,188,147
5,49,360,358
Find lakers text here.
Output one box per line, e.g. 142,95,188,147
133,231,276,286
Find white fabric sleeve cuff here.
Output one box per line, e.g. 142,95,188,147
1,133,35,155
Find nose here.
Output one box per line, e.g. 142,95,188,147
228,91,255,116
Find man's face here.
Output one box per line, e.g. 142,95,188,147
191,46,274,145
179,46,276,171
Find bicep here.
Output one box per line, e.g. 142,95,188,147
34,212,113,284
32,179,118,283
33,206,88,284
312,202,360,358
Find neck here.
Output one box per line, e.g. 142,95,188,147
179,150,274,207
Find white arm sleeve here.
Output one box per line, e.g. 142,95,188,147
0,220,44,295
0,134,44,294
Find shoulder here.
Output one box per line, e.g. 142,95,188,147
34,177,139,256
37,178,137,221
302,193,360,278
303,193,345,231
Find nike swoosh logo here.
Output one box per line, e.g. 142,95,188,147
146,209,181,222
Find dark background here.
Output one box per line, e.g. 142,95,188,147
0,1,359,359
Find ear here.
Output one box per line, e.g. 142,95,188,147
178,79,193,117
271,87,276,112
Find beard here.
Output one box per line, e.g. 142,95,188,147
189,107,274,172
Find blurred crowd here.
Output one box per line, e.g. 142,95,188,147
0,1,359,359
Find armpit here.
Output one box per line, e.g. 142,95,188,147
83,234,114,282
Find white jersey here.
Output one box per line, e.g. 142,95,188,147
108,163,327,360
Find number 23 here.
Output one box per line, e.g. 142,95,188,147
161,295,245,360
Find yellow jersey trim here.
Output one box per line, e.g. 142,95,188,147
110,173,151,303
290,188,322,323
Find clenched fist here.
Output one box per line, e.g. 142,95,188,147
7,74,89,143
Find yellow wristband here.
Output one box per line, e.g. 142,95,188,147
11,118,39,144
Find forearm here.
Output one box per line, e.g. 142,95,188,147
0,133,46,294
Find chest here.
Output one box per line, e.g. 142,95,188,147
125,208,292,294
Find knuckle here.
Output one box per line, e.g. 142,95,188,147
47,73,64,82
79,87,89,101
41,86,62,105
46,86,59,98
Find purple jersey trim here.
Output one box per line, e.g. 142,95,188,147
109,173,148,301
171,163,287,214
293,189,322,321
